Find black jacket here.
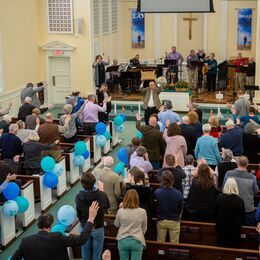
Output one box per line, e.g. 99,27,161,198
179,124,196,155
11,222,94,260
75,189,109,228
18,103,48,121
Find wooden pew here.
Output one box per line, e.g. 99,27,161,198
16,179,35,229
66,221,259,260
102,215,258,250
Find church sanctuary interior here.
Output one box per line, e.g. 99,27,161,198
0,0,260,259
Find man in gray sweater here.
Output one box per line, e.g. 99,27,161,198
223,156,258,226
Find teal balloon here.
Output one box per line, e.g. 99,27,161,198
73,155,85,167
96,135,107,148
114,116,123,126
41,156,55,172
53,164,64,177
118,147,128,164
103,130,111,141
15,196,29,213
58,205,77,226
95,122,107,135
115,124,125,133
82,150,90,160
136,131,142,139
3,182,20,200
3,200,19,216
114,163,125,175
43,172,58,188
51,224,67,234
119,113,126,122
74,141,87,155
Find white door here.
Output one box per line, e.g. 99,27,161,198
49,57,71,104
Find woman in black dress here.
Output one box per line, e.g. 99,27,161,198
216,177,245,247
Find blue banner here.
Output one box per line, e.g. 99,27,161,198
131,9,145,48
237,8,252,50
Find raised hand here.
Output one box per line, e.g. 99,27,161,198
135,113,142,121
88,201,99,223
6,173,17,182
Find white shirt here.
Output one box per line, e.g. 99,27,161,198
147,91,155,108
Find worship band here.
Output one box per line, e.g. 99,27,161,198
93,48,256,97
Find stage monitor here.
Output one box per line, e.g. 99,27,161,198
138,0,215,13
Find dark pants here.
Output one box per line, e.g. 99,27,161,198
198,67,203,87
244,211,256,226
149,160,160,170
25,168,41,175
206,74,217,92
83,123,97,135
144,107,158,125
63,133,78,143
98,112,109,123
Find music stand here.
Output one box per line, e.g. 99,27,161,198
244,85,259,102
164,59,177,67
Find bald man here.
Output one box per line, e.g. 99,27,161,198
135,113,165,169
38,113,70,161
179,116,196,155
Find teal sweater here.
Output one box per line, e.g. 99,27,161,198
195,135,222,166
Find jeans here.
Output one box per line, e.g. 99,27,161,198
81,227,104,260
83,122,97,135
118,236,144,260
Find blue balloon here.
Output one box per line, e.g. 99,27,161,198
51,224,67,234
53,164,64,177
114,116,123,126
3,200,19,216
96,135,107,148
82,150,90,160
115,124,125,133
103,130,111,141
136,131,142,139
43,172,58,188
74,141,87,155
114,163,125,175
74,155,85,167
41,156,55,172
119,113,126,122
3,182,20,200
95,122,107,135
14,196,29,213
58,205,77,226
118,147,128,164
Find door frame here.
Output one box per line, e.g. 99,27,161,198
42,41,75,105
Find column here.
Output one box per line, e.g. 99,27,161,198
203,13,208,53
154,14,161,59
255,0,260,85
219,1,228,61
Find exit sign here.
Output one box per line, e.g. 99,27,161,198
54,50,63,56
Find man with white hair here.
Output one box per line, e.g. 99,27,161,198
93,156,121,214
219,119,244,157
18,96,52,121
179,116,196,155
0,124,23,169
0,114,12,134
136,113,165,169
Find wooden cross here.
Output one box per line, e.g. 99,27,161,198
183,14,198,40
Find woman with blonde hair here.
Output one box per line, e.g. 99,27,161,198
114,189,147,260
187,111,202,140
216,178,245,247
208,115,222,138
23,132,59,175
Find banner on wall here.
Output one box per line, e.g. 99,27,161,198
131,9,145,48
237,8,252,50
